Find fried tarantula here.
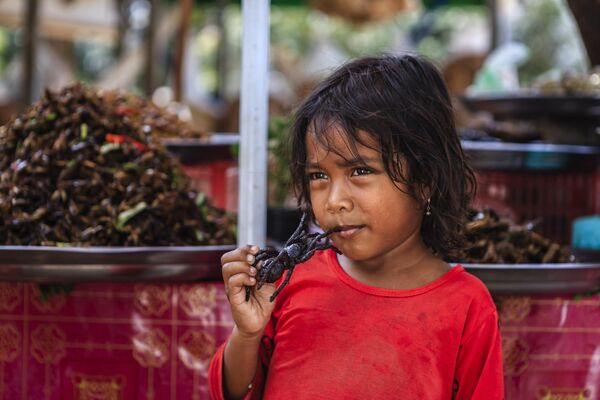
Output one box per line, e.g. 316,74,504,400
246,211,341,302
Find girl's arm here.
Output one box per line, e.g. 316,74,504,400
222,326,263,399
212,245,277,400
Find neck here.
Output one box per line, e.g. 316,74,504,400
337,230,447,289
342,228,430,271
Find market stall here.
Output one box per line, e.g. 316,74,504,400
0,0,599,399
0,1,267,399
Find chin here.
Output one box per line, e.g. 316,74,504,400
335,245,370,261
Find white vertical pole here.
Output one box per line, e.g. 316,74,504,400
238,0,270,247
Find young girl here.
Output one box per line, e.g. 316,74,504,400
209,55,504,399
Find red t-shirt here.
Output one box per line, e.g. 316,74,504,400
209,249,504,399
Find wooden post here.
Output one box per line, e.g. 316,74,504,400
215,0,229,99
173,0,193,101
114,0,127,58
23,0,39,106
487,0,498,51
567,0,600,66
145,0,159,95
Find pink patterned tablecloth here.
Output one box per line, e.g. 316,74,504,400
0,283,598,399
498,295,600,400
0,282,234,400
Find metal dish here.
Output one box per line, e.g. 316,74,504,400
161,134,238,163
461,140,600,170
0,245,235,282
463,263,600,294
460,94,600,118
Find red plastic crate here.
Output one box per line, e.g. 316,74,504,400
181,161,238,212
182,160,599,244
472,170,600,245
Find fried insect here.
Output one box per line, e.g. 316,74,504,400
460,208,573,263
246,211,341,302
0,83,235,246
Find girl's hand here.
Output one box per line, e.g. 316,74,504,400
221,245,276,338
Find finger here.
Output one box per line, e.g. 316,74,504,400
222,260,257,281
221,245,260,265
227,273,256,300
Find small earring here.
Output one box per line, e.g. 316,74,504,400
425,198,431,216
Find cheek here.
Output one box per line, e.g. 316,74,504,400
309,191,328,225
368,190,419,225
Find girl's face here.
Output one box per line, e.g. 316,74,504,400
306,128,426,266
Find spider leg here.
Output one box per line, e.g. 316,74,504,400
304,224,342,252
312,229,336,244
305,233,330,252
331,246,342,254
246,249,279,301
253,249,280,283
309,226,342,247
269,265,295,302
303,232,320,243
302,235,319,251
284,233,315,250
256,258,275,290
297,250,315,263
252,248,278,266
313,240,335,250
292,231,318,242
266,250,287,271
283,211,308,247
299,240,337,263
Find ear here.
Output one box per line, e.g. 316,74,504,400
417,184,432,204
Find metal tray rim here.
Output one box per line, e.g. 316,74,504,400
462,263,600,270
0,244,235,254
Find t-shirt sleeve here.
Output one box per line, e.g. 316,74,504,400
208,341,228,400
208,341,267,400
453,310,504,400
208,318,276,400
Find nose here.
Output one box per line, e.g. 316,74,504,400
325,180,353,213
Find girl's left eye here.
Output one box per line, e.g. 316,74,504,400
352,167,372,176
308,171,327,180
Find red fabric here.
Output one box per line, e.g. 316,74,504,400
209,249,504,399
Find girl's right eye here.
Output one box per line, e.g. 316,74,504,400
308,172,327,180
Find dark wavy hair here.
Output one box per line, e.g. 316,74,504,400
288,54,476,260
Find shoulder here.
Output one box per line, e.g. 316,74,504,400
433,266,497,328
441,265,490,297
452,267,494,302
448,267,499,337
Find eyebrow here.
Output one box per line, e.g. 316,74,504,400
306,157,380,169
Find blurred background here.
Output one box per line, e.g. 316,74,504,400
0,0,592,127
1,0,600,245
1,2,600,400
0,0,600,243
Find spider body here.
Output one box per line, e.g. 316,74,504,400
246,211,341,302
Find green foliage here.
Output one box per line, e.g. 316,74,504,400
414,6,487,63
0,28,12,75
513,0,587,85
268,116,293,207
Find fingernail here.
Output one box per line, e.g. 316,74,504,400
247,255,255,263
249,278,255,283
251,246,259,253
250,267,256,274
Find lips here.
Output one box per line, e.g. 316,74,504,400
332,225,364,239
